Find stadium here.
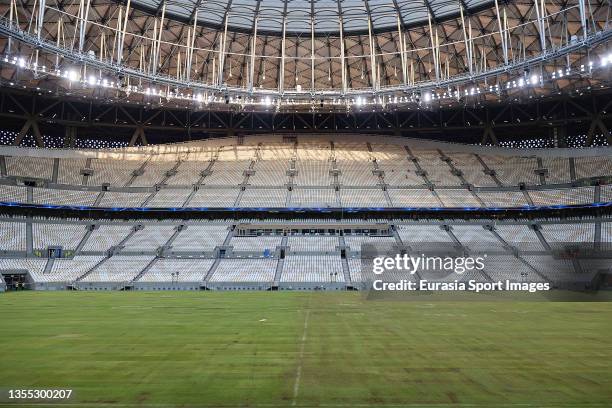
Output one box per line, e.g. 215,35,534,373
0,0,611,407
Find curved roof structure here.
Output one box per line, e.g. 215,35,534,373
0,0,610,112
128,0,496,35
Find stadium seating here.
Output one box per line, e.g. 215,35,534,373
210,259,277,283
0,216,607,290
0,220,26,251
33,223,86,251
0,136,609,290
43,256,106,283
138,258,215,282
81,256,154,282
1,138,610,210
282,255,345,283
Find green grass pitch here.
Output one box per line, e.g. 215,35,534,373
0,291,611,407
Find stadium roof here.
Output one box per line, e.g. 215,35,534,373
0,0,610,111
127,0,496,35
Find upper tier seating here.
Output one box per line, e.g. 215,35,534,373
33,187,98,207
6,156,54,179
249,159,289,186
0,138,610,210
171,225,229,251
82,225,133,252
123,226,177,250
230,236,281,252
0,185,26,203
288,236,340,252
0,220,26,251
240,188,287,207
88,158,144,186
147,189,191,207
205,160,251,185
33,223,86,251
290,188,337,207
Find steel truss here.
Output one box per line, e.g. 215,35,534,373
0,0,610,108
0,86,610,147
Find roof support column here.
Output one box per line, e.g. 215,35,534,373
396,12,407,85
494,0,508,65
427,10,440,81
577,0,588,40
186,10,198,82
116,0,131,65
279,6,287,94
249,17,258,91
37,0,46,41
338,14,347,94
311,14,315,93
78,0,91,53
218,10,230,86
366,7,378,90
459,2,472,75
534,0,547,53
8,0,19,54
153,1,166,75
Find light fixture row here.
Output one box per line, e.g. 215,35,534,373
2,52,610,110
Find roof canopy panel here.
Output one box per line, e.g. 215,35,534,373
132,0,495,35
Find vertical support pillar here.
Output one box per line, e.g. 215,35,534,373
577,0,587,40
569,158,576,181
534,0,547,53
427,11,439,80
494,0,508,65
594,184,601,203
337,2,347,94
37,0,46,40
396,13,407,85
186,10,198,82
116,0,131,65
249,17,258,91
310,14,315,92
279,8,287,94
78,0,91,53
26,219,34,256
217,11,230,86
366,11,378,89
51,158,59,183
153,1,166,75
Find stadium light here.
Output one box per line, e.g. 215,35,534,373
67,70,79,82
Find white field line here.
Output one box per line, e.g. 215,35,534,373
291,309,310,406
